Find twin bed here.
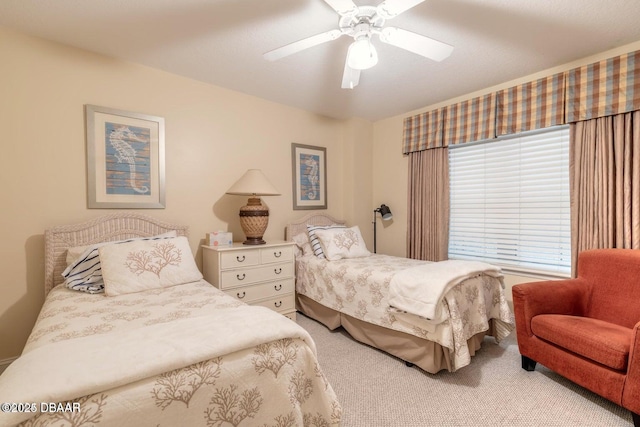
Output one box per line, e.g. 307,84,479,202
0,213,341,427
286,213,514,374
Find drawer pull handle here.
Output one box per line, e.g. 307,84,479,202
274,268,282,275
274,284,282,291
237,273,246,280
236,291,246,299
236,255,245,262
274,301,282,308
274,251,282,258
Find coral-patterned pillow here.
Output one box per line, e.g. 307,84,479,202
99,236,203,296
314,225,371,261
62,232,178,294
307,224,346,258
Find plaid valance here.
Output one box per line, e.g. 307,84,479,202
496,73,565,135
443,93,496,146
402,108,445,154
402,95,495,153
566,50,640,122
402,49,640,154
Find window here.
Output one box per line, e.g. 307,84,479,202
448,126,571,276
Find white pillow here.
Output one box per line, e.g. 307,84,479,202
100,236,203,296
62,232,178,294
292,232,313,257
65,231,177,266
314,226,371,261
307,224,346,258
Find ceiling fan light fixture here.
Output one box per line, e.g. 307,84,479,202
347,37,378,70
265,0,452,89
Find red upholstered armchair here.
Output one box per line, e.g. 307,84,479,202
513,249,640,426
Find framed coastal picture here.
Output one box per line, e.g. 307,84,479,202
291,143,327,210
85,105,165,208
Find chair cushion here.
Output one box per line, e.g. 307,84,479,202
531,314,632,370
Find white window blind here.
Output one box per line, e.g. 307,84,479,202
448,126,571,276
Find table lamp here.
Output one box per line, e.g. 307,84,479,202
226,169,281,245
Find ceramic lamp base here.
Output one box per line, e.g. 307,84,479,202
239,197,269,245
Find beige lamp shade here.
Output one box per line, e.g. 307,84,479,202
226,169,281,196
226,169,280,245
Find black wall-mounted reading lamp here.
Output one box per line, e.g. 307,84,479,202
373,204,393,253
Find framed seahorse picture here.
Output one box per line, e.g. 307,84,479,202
85,105,165,208
291,143,327,210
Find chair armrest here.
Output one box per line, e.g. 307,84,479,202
623,321,640,414
512,278,590,337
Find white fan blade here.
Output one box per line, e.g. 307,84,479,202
377,0,426,18
323,0,358,16
264,30,342,61
341,61,361,89
379,27,453,62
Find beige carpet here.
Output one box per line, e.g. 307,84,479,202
296,313,633,427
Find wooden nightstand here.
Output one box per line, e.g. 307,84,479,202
202,241,296,321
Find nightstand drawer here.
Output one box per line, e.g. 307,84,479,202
254,295,295,313
224,278,294,303
260,246,294,264
220,250,261,269
219,262,294,288
202,241,296,319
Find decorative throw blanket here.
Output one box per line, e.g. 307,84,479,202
0,305,314,426
389,260,503,322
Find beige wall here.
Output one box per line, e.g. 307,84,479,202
341,118,374,245
0,27,374,360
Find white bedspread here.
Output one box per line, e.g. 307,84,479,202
389,260,503,321
0,289,316,426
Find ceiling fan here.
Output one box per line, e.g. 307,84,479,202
263,0,454,89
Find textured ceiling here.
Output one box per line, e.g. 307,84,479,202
2,0,640,120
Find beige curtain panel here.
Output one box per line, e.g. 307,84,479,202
570,110,640,276
406,148,450,261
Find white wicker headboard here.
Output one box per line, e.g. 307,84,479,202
44,213,188,295
285,213,346,241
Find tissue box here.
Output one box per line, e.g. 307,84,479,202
207,231,233,247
